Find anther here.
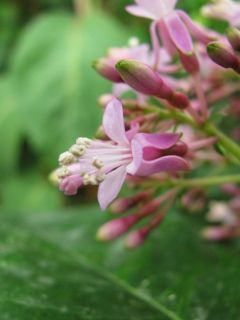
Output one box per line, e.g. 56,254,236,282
70,144,86,157
92,158,104,169
58,151,75,166
76,137,91,147
56,166,70,178
96,173,106,183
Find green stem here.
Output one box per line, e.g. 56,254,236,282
203,122,240,162
172,174,240,188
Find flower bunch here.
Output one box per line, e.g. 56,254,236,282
54,0,240,248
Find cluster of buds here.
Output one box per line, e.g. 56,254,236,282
54,0,240,248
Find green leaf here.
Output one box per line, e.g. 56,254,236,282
0,210,181,320
9,11,128,168
0,77,22,174
2,207,240,319
0,171,62,212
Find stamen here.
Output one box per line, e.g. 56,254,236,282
92,158,104,169
96,173,106,182
58,151,75,166
70,144,86,157
76,137,92,147
56,166,70,178
83,173,98,186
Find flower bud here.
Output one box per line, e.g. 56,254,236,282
110,191,152,214
201,226,232,241
168,92,189,109
116,59,173,99
207,42,240,73
125,228,149,249
179,52,200,74
96,216,138,241
227,27,240,53
92,58,123,83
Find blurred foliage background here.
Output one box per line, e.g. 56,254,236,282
1,1,240,320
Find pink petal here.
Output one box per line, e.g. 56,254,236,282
103,98,129,145
126,123,139,142
134,132,180,149
127,139,143,176
177,10,218,44
136,0,177,18
158,20,177,57
98,166,127,210
126,5,158,20
164,12,193,54
128,139,189,176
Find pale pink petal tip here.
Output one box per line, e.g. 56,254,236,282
103,98,129,145
98,166,127,211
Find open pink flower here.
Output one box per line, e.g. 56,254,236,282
126,0,217,55
57,98,189,210
202,0,240,27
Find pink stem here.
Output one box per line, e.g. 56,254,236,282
150,21,161,69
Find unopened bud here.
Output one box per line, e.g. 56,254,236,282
202,226,232,241
110,191,152,214
168,92,189,109
92,58,123,83
116,59,173,99
179,52,200,74
207,42,240,73
227,27,240,53
96,216,138,241
125,228,148,249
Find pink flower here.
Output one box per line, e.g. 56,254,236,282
57,98,189,210
202,0,240,27
126,0,217,55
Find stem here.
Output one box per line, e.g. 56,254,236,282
173,175,240,188
204,122,240,162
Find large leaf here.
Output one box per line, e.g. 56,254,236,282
9,11,128,168
1,210,182,320
1,207,240,319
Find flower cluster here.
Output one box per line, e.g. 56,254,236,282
54,0,240,248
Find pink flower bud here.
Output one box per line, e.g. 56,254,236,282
116,59,173,99
167,92,189,109
207,42,240,73
201,226,232,241
96,215,138,241
227,27,240,53
179,52,200,74
125,228,149,249
92,58,123,83
110,191,152,214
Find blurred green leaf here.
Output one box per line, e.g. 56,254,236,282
0,77,22,174
9,11,128,168
1,171,62,212
0,209,182,320
1,207,240,319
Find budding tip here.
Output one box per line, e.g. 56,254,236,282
125,229,147,249
115,59,129,71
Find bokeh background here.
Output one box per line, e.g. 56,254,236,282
0,1,239,319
